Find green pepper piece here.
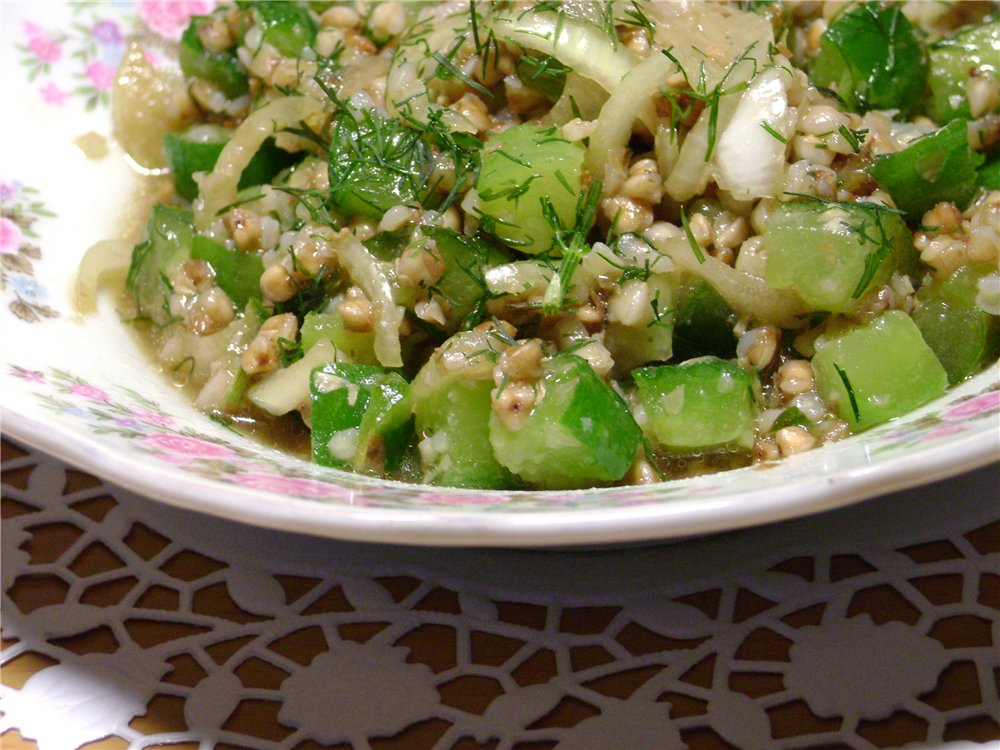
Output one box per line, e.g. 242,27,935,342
178,17,249,99
633,359,756,451
310,362,412,472
163,125,301,201
190,236,263,308
252,1,318,57
927,20,1000,124
812,311,948,429
490,355,641,489
809,3,928,115
912,264,1000,386
127,205,194,326
867,120,985,220
327,107,434,218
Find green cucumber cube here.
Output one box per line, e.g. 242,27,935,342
764,200,916,312
127,205,194,326
671,280,737,361
413,377,514,489
178,17,248,99
476,124,586,254
928,21,1000,124
311,363,412,472
490,356,641,489
633,359,755,451
422,227,509,329
812,311,948,429
912,264,1000,385
251,1,317,57
301,311,379,364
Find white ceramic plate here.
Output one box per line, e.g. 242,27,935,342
2,1,998,547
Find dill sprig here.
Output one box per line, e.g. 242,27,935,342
833,363,861,422
540,180,603,314
679,205,706,264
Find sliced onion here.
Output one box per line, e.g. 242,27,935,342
490,11,646,124
543,73,608,125
585,50,676,180
195,96,326,228
714,68,795,200
652,235,807,328
334,234,405,368
74,240,133,314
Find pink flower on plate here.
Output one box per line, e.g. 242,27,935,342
153,452,196,466
85,61,116,90
229,472,347,499
943,391,1000,421
131,409,174,427
138,0,214,41
143,433,235,459
414,491,507,507
923,424,966,441
0,217,22,254
69,383,111,402
13,368,45,384
38,81,70,106
24,22,62,63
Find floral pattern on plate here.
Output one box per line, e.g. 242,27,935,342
1,182,59,323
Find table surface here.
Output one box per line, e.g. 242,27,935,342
1,437,998,750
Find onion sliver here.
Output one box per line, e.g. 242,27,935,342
714,68,795,200
335,235,405,368
585,51,676,181
652,236,807,328
195,96,325,228
490,13,650,128
75,240,133,314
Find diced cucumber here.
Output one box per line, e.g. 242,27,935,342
867,120,984,220
126,205,194,326
178,17,248,99
413,377,513,489
248,1,317,57
190,236,264,308
979,157,1000,190
301,311,379,364
812,311,948,429
671,280,737,361
410,329,514,488
310,362,412,472
515,54,569,101
163,125,301,202
249,338,337,416
423,227,509,329
327,106,434,218
476,124,586,254
603,275,675,374
927,20,1000,124
490,355,641,489
912,264,1000,385
633,359,755,451
764,200,916,312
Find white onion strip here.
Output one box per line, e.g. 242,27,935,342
74,239,133,314
195,96,325,228
585,50,676,181
334,235,405,368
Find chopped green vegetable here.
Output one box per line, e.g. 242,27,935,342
912,264,1000,385
190,236,264,308
327,105,434,218
127,206,194,326
764,199,916,311
809,3,928,115
179,16,248,99
301,311,379,364
867,120,985,220
927,20,1000,124
490,355,641,488
671,280,737,361
476,124,586,254
812,311,948,428
633,359,756,451
242,1,317,57
163,126,301,202
422,227,509,329
515,54,570,101
978,157,1000,190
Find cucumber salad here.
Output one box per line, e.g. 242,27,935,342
85,1,1000,490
